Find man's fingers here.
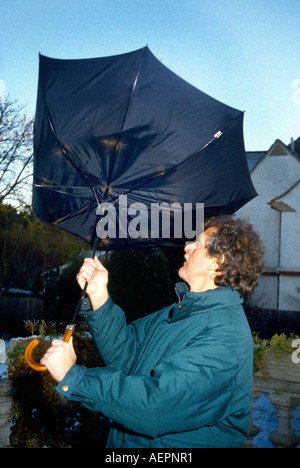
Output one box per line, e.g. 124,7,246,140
76,257,108,300
40,337,76,382
84,257,100,269
52,339,69,347
94,256,105,270
77,261,97,284
77,270,93,283
41,339,74,363
82,259,97,275
77,257,107,283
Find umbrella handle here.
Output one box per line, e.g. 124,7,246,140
25,238,99,372
25,325,74,372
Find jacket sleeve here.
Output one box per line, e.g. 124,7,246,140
56,336,245,438
79,296,162,372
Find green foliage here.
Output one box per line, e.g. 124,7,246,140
106,247,175,322
53,247,177,325
253,332,298,373
7,328,108,448
0,203,89,291
253,333,269,374
269,333,295,354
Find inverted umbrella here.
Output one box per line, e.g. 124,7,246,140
32,45,256,247
26,46,256,370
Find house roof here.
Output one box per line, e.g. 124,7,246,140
288,137,300,157
270,179,300,212
246,137,300,172
245,151,265,171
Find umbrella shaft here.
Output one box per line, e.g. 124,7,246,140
69,238,99,325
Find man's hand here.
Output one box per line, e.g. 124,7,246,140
40,337,77,382
76,256,109,310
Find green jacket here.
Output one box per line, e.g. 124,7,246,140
57,284,253,448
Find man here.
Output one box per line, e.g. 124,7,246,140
41,215,265,448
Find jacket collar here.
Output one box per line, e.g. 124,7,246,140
175,282,189,302
172,282,243,322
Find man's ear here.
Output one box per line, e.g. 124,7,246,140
208,254,224,274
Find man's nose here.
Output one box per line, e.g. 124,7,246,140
184,242,197,254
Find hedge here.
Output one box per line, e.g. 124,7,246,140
7,326,109,448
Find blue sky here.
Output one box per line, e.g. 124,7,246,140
0,0,299,151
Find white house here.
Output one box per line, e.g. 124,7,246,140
237,137,300,312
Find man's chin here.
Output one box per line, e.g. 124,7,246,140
178,265,186,281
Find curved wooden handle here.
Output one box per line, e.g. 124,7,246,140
25,338,47,371
25,326,74,372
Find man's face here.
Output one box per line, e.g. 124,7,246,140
178,228,219,292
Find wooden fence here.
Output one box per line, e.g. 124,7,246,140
0,293,45,337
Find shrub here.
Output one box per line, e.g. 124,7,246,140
253,332,298,374
7,329,109,448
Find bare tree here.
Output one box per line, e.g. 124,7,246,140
0,97,34,205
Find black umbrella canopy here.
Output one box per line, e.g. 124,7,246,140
33,46,256,249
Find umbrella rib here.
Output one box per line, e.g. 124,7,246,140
34,184,94,201
39,61,100,196
35,112,244,208
110,112,245,197
35,184,91,189
104,46,148,198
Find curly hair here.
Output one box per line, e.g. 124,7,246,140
204,215,265,298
